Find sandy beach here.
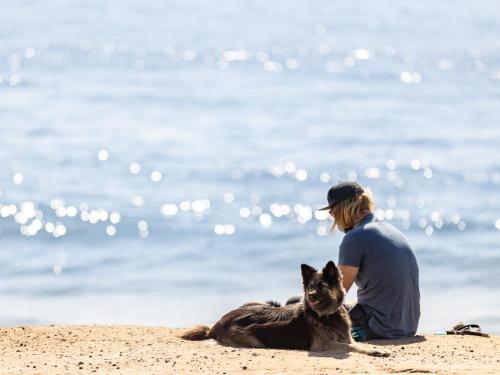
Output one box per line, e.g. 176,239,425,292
0,325,498,374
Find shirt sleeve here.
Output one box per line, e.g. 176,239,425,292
338,233,364,268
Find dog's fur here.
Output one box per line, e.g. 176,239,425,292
181,261,388,357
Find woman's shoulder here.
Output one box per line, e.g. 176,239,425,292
339,229,364,250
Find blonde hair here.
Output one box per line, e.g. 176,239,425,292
330,188,375,232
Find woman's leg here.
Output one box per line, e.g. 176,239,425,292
348,304,380,341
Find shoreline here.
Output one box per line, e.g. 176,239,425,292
1,325,499,374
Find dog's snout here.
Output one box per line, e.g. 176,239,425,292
308,291,318,297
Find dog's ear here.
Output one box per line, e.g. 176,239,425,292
301,264,317,285
322,261,340,284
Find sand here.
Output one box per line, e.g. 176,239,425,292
0,325,498,374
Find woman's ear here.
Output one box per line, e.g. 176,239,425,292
301,264,317,286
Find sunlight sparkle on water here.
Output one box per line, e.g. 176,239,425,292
270,203,290,218
374,209,385,221
45,222,55,233
386,159,396,170
223,192,234,203
286,59,299,70
320,172,331,183
66,206,78,217
98,149,109,161
150,170,162,182
316,225,328,236
53,265,62,275
20,201,36,218
354,49,370,60
179,201,191,211
259,213,272,228
129,162,141,174
192,199,210,212
55,207,67,217
457,221,466,231
13,172,24,184
410,159,422,170
214,224,236,235
239,207,250,218
365,167,381,179
284,162,296,174
106,225,116,236
418,218,428,228
25,48,35,58
314,210,329,221
269,165,285,177
88,210,100,224
400,71,422,84
222,50,248,62
344,56,355,67
80,211,89,222
132,195,144,207
98,209,109,221
109,211,121,224
214,224,224,235
137,220,148,231
54,224,66,237
8,75,19,86
295,169,308,181
161,204,178,217
224,224,236,235
294,204,313,224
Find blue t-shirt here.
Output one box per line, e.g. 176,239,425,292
338,213,420,338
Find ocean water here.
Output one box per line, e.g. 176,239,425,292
1,0,500,334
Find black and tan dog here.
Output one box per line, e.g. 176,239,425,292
180,261,388,357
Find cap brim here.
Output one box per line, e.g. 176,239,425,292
318,206,332,211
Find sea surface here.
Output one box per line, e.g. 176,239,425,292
1,0,500,334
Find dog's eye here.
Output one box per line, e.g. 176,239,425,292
317,283,325,289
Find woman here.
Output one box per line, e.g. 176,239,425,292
319,181,420,340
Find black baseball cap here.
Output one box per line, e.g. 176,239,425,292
318,181,364,211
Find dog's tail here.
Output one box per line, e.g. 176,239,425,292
179,325,211,341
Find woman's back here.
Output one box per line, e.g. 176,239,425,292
339,213,420,338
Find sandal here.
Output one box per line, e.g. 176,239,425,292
446,322,490,337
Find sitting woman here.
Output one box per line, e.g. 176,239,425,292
319,181,420,340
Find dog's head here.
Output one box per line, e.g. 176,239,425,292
301,261,345,316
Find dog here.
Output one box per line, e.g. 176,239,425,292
180,261,388,357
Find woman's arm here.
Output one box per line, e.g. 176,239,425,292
339,265,359,293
